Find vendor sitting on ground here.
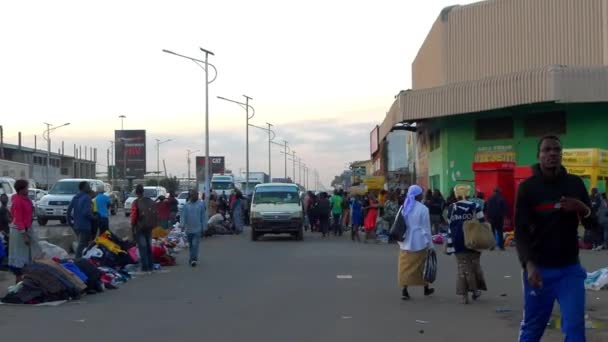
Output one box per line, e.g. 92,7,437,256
205,211,233,236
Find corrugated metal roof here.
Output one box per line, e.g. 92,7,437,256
412,0,606,90
379,65,608,141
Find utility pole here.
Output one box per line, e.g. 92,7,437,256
283,140,289,179
267,122,273,180
292,151,297,183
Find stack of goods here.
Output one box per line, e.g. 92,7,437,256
83,231,137,269
1,259,87,304
152,240,176,267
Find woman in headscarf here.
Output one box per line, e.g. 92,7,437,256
447,184,488,304
231,190,244,234
397,185,434,300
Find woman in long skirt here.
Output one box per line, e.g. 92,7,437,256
8,179,38,283
397,185,435,300
447,185,488,304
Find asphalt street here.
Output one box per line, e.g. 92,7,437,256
1,218,608,341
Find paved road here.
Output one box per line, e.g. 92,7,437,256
1,224,608,341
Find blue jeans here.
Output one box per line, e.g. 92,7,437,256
136,230,153,271
519,263,586,342
187,233,201,262
75,230,92,258
332,213,342,235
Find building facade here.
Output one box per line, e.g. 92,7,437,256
377,0,608,194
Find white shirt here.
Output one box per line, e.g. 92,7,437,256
398,201,432,252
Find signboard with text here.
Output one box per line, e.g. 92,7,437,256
115,130,146,179
195,156,225,183
474,145,516,163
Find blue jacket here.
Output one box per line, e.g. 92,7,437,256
67,192,93,232
180,200,207,234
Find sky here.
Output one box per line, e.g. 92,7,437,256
0,0,476,187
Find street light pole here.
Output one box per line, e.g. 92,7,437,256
156,139,172,184
43,122,70,190
187,149,200,189
267,122,273,180
217,95,255,195
163,47,216,212
119,115,126,130
283,140,289,179
292,151,297,183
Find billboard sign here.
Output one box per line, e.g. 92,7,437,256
370,125,379,155
196,156,225,183
115,130,146,179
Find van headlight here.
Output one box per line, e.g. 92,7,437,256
38,198,49,206
290,211,302,219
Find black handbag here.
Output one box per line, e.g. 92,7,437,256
389,205,407,242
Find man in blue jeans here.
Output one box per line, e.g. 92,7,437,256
515,136,597,342
180,190,206,267
67,181,94,258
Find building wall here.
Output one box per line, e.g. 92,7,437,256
412,0,608,90
426,102,608,195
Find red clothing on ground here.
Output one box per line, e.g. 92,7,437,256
11,193,33,231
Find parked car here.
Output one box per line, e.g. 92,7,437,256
176,191,189,221
36,178,105,226
124,186,167,217
28,188,47,218
0,177,16,209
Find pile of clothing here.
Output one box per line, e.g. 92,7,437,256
585,267,608,291
1,259,102,304
83,231,137,269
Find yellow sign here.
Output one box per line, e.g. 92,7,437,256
363,176,385,190
599,168,608,178
566,166,594,177
474,151,516,162
600,150,608,168
563,149,597,166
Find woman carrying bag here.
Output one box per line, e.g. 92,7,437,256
447,185,488,304
396,185,435,300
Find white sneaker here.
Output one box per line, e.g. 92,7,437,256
190,260,197,267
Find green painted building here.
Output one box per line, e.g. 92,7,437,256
424,103,608,195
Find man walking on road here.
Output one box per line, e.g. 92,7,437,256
180,190,206,267
485,187,508,251
67,181,94,258
131,184,156,272
330,190,344,236
515,136,597,342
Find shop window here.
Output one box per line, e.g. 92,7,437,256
524,111,566,137
429,130,441,151
475,117,514,140
61,168,69,175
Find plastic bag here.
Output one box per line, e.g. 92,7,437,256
38,241,69,260
585,267,608,291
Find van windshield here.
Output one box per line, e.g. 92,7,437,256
212,182,233,190
49,181,81,195
254,187,299,204
130,189,158,198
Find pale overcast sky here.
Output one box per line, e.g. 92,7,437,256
0,0,476,186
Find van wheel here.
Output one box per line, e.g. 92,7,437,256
37,218,48,226
59,218,67,225
295,227,304,241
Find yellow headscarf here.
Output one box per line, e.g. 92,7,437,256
454,184,472,200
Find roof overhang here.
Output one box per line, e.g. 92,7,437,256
379,65,608,141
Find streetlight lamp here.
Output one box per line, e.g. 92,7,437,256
118,115,126,130
43,122,70,189
187,149,200,189
155,139,172,184
163,47,217,212
217,95,255,196
248,122,276,180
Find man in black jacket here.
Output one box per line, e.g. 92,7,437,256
515,136,596,342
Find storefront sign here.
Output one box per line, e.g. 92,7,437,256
566,166,594,177
598,168,608,178
363,176,385,190
474,145,516,162
599,150,608,168
563,149,596,166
